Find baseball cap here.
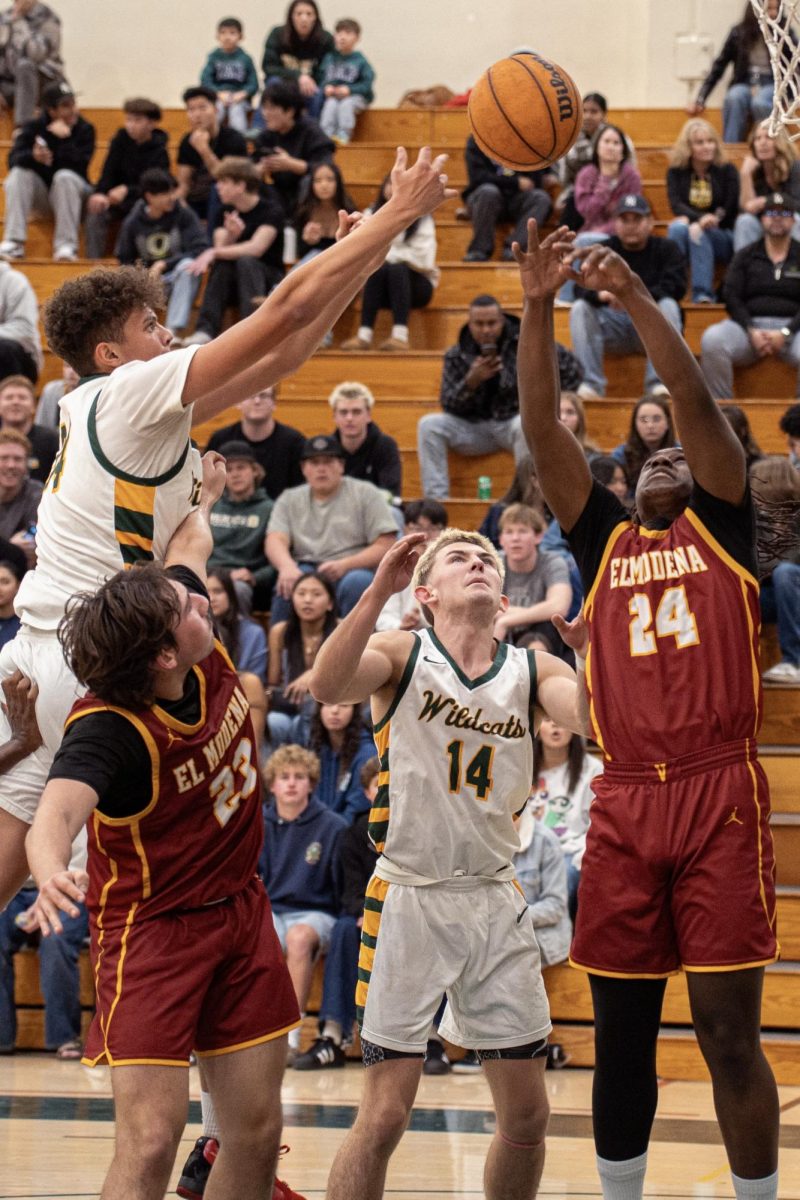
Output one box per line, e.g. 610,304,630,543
615,193,651,216
300,434,346,460
219,439,257,463
763,191,797,216
41,82,75,109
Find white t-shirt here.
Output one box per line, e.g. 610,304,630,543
16,348,203,629
532,754,604,868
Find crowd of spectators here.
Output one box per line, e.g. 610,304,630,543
0,0,799,1065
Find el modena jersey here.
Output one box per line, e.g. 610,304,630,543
583,505,762,763
369,629,537,882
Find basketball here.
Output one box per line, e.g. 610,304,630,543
468,52,582,171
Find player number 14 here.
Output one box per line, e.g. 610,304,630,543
628,585,700,656
446,740,495,801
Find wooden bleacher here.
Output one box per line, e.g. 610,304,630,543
2,104,798,1080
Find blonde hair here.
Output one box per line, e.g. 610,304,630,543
670,119,726,169
412,528,503,625
264,744,320,787
328,381,375,411
748,118,798,182
499,503,546,534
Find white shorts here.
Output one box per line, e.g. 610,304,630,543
0,627,83,824
357,875,551,1054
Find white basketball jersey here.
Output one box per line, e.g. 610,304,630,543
370,628,536,884
15,350,203,629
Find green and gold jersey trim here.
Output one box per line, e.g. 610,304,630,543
428,628,508,691
88,391,190,486
373,635,421,734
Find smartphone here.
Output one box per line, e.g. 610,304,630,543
480,343,498,357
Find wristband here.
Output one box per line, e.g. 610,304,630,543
574,653,586,672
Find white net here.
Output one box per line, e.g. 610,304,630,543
750,0,800,139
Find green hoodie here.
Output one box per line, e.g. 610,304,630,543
208,487,276,588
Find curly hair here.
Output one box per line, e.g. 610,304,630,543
58,562,180,708
43,267,166,377
264,743,321,787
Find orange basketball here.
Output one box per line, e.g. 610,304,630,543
468,52,582,171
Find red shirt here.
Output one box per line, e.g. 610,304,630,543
567,482,762,763
66,644,263,929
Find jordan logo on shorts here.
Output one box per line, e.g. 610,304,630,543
724,807,743,826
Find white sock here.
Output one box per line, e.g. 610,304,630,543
288,1023,302,1050
731,1171,779,1200
200,1090,221,1140
357,325,373,344
391,324,409,342
322,1019,342,1046
596,1152,647,1200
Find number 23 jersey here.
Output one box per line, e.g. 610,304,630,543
369,628,537,882
567,481,762,763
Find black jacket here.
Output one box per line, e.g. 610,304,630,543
116,199,209,270
439,313,582,422
340,812,379,917
666,163,740,230
334,421,402,497
8,113,95,185
93,128,170,213
696,22,796,105
462,136,549,202
251,117,335,217
575,234,687,306
723,237,800,333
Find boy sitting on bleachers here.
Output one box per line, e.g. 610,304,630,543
317,18,374,145
200,16,259,136
260,744,346,1063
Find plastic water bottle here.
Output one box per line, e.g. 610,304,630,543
477,476,492,500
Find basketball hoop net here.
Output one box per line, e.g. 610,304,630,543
750,0,800,139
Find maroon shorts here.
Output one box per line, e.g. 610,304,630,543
570,738,779,978
83,877,300,1067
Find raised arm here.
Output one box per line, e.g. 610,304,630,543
310,534,425,710
576,245,746,504
163,451,227,581
513,221,593,531
184,147,454,421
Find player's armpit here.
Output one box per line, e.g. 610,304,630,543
534,654,590,737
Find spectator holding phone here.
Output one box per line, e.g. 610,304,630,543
417,294,582,498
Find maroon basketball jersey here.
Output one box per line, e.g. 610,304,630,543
69,643,263,928
575,486,762,763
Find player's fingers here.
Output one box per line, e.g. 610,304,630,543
392,146,408,175
431,153,448,176
526,217,540,252
416,145,432,166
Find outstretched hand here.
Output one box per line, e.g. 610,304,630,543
389,146,458,220
513,219,577,301
371,532,427,598
552,610,589,660
573,244,636,297
335,208,369,240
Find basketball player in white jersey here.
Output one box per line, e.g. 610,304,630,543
0,146,453,908
310,528,590,1200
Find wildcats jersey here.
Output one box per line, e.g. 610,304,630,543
15,349,202,630
369,628,537,882
68,644,263,930
569,481,762,763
